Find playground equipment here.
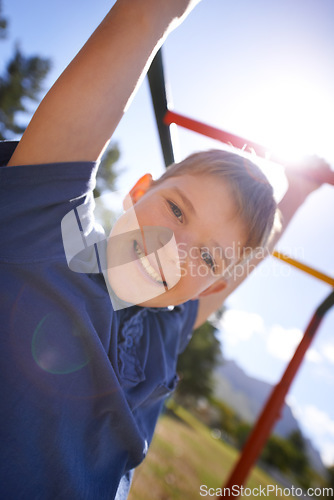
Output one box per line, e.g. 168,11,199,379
147,49,334,497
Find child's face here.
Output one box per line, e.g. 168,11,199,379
106,173,246,308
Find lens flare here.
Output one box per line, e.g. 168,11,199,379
32,313,90,374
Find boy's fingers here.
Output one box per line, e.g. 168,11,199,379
162,0,202,28
298,163,334,185
285,155,333,193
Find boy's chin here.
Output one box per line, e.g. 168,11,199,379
106,267,168,308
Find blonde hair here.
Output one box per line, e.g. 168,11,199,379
156,150,278,254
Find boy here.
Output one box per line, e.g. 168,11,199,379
0,1,329,498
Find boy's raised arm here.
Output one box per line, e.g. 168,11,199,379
8,0,199,167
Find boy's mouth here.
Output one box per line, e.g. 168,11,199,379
134,240,168,288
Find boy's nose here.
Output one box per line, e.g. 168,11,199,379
140,225,173,253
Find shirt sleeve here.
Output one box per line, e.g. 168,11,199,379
0,141,99,262
175,299,199,353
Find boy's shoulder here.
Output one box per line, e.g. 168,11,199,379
0,140,100,267
0,140,19,166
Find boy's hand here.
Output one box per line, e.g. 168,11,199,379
162,0,201,23
116,0,201,35
137,0,202,38
284,155,333,203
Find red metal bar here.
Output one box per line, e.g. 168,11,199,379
164,110,268,157
164,110,334,186
220,290,334,498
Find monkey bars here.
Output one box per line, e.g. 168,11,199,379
147,48,334,496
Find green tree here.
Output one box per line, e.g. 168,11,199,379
261,430,309,482
94,146,121,198
326,465,334,489
175,320,221,401
209,397,243,440
0,0,7,38
0,47,51,139
235,422,252,450
288,429,306,451
286,429,309,476
93,143,122,234
0,2,51,139
261,434,294,473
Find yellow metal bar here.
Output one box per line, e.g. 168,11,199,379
272,250,334,287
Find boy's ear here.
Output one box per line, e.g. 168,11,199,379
123,174,153,210
197,277,228,298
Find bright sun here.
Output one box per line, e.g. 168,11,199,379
227,76,333,201
242,77,332,163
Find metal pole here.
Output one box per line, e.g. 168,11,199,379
221,290,334,498
272,251,334,287
147,50,175,168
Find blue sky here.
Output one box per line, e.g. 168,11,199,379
2,0,334,466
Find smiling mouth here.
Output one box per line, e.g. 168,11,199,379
134,240,167,287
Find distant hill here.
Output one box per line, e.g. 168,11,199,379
213,359,325,475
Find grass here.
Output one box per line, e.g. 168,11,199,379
128,403,296,499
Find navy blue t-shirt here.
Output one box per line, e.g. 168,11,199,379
0,141,198,500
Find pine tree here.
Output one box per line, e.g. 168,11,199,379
176,320,222,401
0,47,51,140
0,0,7,39
0,2,51,139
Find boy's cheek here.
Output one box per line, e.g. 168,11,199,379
177,242,188,261
178,264,187,278
179,260,203,283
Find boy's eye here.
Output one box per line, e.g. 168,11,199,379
168,201,183,222
201,250,216,271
